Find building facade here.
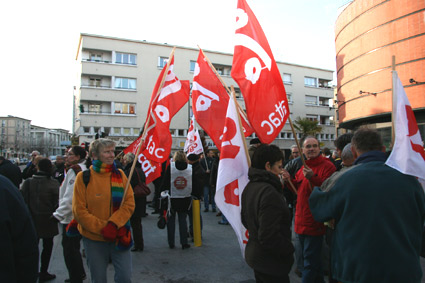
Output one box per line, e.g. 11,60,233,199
335,0,425,146
74,34,336,155
0,116,31,160
30,126,72,157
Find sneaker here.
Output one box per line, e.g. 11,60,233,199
39,272,56,282
218,220,229,225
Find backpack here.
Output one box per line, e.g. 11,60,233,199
70,165,90,187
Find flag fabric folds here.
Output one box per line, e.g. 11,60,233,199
192,51,253,151
142,56,189,164
386,71,425,189
231,0,290,144
123,54,189,184
215,93,250,257
184,116,203,156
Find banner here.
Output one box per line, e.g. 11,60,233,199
231,0,290,144
184,116,203,156
215,93,250,257
386,71,425,189
192,50,253,150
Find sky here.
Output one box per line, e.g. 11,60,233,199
0,0,349,132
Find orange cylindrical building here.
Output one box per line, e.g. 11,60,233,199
335,0,425,142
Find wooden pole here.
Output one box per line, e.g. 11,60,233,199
121,48,176,207
198,47,253,130
287,115,307,167
231,86,251,168
391,56,396,148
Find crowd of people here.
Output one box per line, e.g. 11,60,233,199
0,128,424,283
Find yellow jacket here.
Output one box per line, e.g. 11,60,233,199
72,167,135,242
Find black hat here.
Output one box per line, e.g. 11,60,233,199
250,138,261,145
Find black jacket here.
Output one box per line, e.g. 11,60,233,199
241,167,294,277
124,163,146,218
0,159,22,188
0,175,39,283
20,172,59,238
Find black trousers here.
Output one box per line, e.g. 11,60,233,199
62,224,85,283
39,237,54,273
130,215,144,249
254,270,289,283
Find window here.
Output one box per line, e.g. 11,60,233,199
90,53,102,62
305,95,317,106
89,78,101,87
280,132,285,139
170,129,176,136
123,128,131,135
178,129,185,136
306,114,318,121
88,104,101,114
212,64,231,76
287,93,293,104
190,60,196,72
114,77,136,89
304,77,317,87
319,97,330,106
113,128,121,135
318,78,332,88
283,73,292,84
114,103,136,114
158,57,169,68
115,52,136,65
234,87,242,98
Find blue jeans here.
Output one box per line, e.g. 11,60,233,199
82,237,132,283
203,185,216,210
296,234,324,283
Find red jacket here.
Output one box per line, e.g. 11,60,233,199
294,155,335,236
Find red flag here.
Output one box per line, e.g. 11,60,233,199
192,51,253,150
142,56,190,163
386,71,425,189
184,116,203,156
231,0,290,144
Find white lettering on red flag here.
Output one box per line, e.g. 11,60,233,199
386,71,425,189
231,0,289,144
142,57,189,163
192,51,253,150
215,94,249,257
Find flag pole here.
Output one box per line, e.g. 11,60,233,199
231,86,251,167
391,55,396,147
121,47,176,207
198,46,252,130
288,116,307,167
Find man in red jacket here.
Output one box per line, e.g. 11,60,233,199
282,136,335,283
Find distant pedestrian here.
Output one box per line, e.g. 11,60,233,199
23,150,40,179
21,158,59,282
52,155,66,184
201,149,216,212
0,155,22,188
0,175,39,282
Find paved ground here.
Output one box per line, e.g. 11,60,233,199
44,204,425,283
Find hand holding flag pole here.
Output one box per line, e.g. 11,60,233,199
120,48,176,207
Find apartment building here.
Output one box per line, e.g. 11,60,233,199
0,116,31,160
30,125,71,157
74,33,336,155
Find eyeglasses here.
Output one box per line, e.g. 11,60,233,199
304,144,319,149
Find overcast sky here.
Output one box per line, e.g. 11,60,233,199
0,0,349,132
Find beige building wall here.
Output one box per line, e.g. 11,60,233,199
74,34,336,154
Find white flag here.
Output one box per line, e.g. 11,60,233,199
386,71,425,189
184,116,203,156
215,93,250,257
